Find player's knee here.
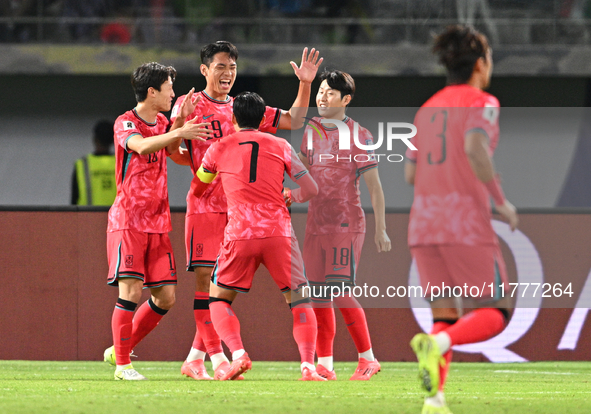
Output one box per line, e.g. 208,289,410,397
151,293,175,311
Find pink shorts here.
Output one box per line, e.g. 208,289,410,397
411,244,508,301
212,236,306,293
303,232,365,287
107,230,177,289
185,212,227,270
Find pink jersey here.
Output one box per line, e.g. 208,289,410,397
406,84,500,246
171,91,281,216
300,116,378,235
108,109,172,233
201,129,309,241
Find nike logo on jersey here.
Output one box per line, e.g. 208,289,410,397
333,266,346,271
205,321,213,325
203,114,214,120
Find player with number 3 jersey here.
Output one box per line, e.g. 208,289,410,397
405,25,519,414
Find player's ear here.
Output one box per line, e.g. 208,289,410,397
232,114,240,132
342,94,352,106
258,115,266,128
200,64,208,77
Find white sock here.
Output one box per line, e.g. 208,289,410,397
425,391,446,407
301,362,315,373
210,352,229,370
318,356,333,371
232,349,246,361
186,347,206,363
434,332,451,354
359,348,375,361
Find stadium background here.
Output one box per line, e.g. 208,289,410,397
2,0,591,362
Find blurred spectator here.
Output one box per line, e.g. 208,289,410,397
61,0,111,42
71,120,116,206
100,21,132,43
0,0,62,42
267,0,313,16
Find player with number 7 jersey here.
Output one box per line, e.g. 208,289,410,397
195,92,322,381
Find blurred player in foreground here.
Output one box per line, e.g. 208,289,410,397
193,91,321,380
169,41,323,380
104,62,212,380
405,25,518,413
298,70,391,380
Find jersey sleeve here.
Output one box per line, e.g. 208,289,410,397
287,144,309,181
353,126,378,175
114,114,142,153
260,106,282,134
465,94,500,153
200,142,219,176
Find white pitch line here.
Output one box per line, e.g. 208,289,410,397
493,370,576,375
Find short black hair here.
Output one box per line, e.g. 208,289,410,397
433,25,490,84
131,62,177,102
233,91,266,129
93,120,114,148
319,69,355,104
201,41,239,67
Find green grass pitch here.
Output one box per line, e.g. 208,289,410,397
1,361,590,414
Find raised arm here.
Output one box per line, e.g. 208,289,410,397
277,48,323,130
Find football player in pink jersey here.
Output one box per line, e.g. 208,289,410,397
297,70,391,381
405,25,518,413
104,62,212,380
169,41,323,380
193,91,322,380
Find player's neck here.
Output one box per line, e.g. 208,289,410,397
466,74,486,90
135,102,159,124
203,87,229,102
321,110,347,128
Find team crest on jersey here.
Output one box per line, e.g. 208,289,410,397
123,121,135,131
195,244,204,257
125,255,133,267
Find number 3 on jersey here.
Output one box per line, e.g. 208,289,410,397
239,141,259,183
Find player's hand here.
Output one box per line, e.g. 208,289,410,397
496,200,518,231
178,88,201,119
180,118,212,141
290,47,323,84
375,230,391,253
283,187,292,207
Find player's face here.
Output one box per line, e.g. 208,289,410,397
316,80,349,118
202,52,237,100
154,76,175,112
